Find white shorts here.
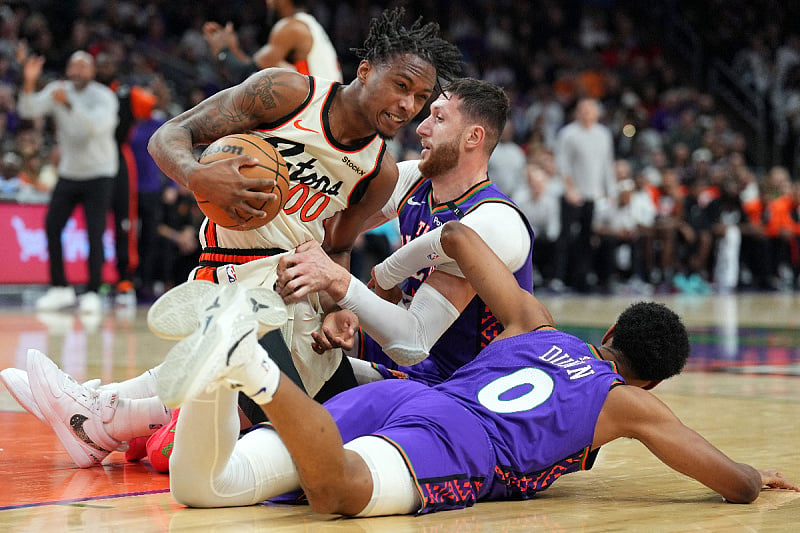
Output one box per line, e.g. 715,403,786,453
197,254,342,397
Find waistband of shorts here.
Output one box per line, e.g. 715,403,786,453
198,246,288,268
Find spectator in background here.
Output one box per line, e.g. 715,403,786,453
203,0,342,85
513,162,560,287
126,75,171,301
674,176,714,294
763,168,800,289
553,97,617,292
487,121,527,198
155,184,203,292
17,50,118,314
13,126,56,193
651,167,683,288
707,176,749,292
592,180,650,294
95,51,158,308
0,150,21,196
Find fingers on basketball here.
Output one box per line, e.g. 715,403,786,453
195,133,290,231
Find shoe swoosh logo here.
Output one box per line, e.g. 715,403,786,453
226,328,254,365
70,414,110,452
293,119,319,134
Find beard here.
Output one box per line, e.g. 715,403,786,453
418,137,460,177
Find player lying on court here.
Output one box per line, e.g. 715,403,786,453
154,222,798,516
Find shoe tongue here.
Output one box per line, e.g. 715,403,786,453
98,391,118,423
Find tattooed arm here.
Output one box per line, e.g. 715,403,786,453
148,68,309,222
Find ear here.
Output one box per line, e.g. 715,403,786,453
356,60,371,84
463,125,485,151
601,323,616,345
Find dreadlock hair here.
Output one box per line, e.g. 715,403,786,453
441,78,509,154
351,7,462,85
611,302,690,382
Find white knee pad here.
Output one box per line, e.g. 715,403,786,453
343,436,421,517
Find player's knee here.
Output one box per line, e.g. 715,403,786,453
170,473,216,508
169,454,217,508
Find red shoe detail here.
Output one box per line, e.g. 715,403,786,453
146,408,179,473
124,436,149,462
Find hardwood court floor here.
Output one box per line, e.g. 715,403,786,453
1,292,798,532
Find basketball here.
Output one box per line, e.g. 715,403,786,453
195,133,290,231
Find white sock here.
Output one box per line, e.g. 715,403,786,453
98,364,161,399
232,347,281,405
105,396,172,442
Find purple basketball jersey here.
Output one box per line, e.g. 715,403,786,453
328,326,624,513
358,176,535,384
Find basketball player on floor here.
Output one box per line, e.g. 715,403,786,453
204,0,342,84
153,222,798,514
2,8,461,469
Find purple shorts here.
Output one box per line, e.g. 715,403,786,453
325,379,494,514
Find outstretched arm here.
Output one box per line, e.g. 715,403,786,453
596,386,799,503
147,69,308,223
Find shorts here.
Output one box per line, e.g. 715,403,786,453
325,379,494,514
191,254,342,397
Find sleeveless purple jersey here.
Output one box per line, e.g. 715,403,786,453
434,327,624,503
360,177,535,384
325,326,624,513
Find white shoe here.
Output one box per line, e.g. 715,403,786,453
1,367,46,422
26,349,121,467
156,284,286,409
36,286,77,311
147,280,287,340
78,291,103,314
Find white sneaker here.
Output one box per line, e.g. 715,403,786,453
78,291,103,314
156,284,286,409
35,286,77,311
1,367,46,422
147,280,287,340
26,349,121,467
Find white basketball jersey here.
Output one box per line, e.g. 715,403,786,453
200,77,387,253
292,13,342,82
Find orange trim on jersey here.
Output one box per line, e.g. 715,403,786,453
198,250,273,265
203,219,218,248
294,59,310,75
192,266,218,282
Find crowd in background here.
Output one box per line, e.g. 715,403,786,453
1,0,799,296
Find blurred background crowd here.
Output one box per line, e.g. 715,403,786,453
1,0,800,298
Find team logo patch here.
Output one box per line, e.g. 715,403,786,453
225,264,237,283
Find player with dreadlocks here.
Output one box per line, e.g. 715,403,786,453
11,8,463,471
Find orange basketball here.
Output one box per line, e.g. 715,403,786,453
195,133,290,231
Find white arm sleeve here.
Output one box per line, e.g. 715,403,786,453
337,277,460,366
373,202,530,289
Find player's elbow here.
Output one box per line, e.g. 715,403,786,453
721,469,762,504
440,221,469,256
385,344,428,366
